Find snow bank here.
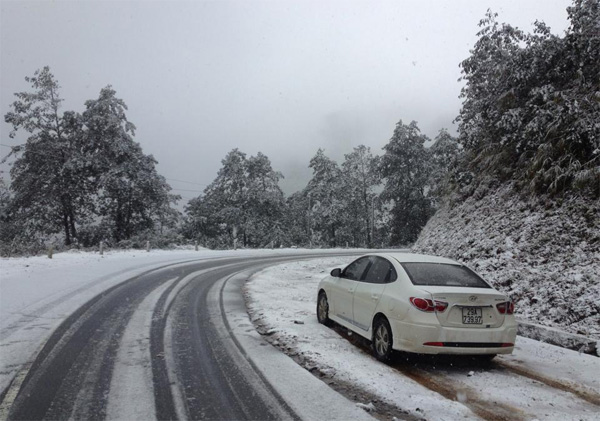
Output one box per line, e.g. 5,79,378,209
414,186,599,342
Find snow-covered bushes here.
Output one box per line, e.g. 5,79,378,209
414,185,599,339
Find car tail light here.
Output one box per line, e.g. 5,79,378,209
410,297,448,313
434,300,448,312
496,301,515,314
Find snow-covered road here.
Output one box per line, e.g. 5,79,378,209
246,258,600,420
1,249,598,420
0,248,371,420
1,248,244,396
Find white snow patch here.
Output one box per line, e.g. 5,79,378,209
356,402,376,412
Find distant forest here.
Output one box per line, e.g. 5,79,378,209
1,0,598,255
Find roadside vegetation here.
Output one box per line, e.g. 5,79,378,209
1,70,179,255
414,0,599,338
1,0,597,256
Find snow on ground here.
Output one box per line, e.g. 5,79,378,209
245,258,600,420
0,247,344,394
0,248,208,393
413,186,600,340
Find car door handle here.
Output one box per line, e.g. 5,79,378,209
348,288,355,293
371,294,379,301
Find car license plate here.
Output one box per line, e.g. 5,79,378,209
462,307,482,324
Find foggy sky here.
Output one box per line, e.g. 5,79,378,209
1,0,571,202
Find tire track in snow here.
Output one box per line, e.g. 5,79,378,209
166,264,285,420
326,322,598,421
391,364,528,421
495,360,600,406
148,263,243,421
3,262,202,420
0,258,204,343
105,276,178,420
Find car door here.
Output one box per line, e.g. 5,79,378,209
352,257,397,332
330,257,371,325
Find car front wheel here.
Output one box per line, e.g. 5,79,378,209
373,317,394,362
317,292,332,326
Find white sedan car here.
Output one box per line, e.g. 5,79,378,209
317,253,517,361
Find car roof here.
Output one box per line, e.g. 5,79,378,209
372,252,459,265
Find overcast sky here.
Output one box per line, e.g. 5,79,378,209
1,0,572,201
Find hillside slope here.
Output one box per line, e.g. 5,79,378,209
413,186,599,339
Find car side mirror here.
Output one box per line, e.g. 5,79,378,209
330,268,341,277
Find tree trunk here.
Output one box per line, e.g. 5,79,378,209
63,212,71,245
331,224,336,248
125,191,133,239
69,208,77,242
365,199,371,248
114,201,123,242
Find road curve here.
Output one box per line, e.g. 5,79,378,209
2,252,362,420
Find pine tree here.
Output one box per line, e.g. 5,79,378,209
341,145,380,247
246,152,286,246
428,129,460,206
379,120,433,245
282,192,310,247
305,149,345,247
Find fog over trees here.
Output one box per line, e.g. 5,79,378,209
1,0,597,255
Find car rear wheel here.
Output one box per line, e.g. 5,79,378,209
317,292,332,326
372,317,394,362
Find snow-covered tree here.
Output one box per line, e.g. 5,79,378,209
379,120,433,245
281,192,310,247
428,129,460,206
4,67,94,244
456,1,600,198
305,149,345,247
82,86,178,242
0,179,19,254
186,149,285,248
245,152,286,246
340,145,380,247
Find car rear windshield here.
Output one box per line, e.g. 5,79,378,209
401,263,491,288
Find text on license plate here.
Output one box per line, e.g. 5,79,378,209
462,307,483,324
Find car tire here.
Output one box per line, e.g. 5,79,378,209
317,292,332,326
372,317,394,362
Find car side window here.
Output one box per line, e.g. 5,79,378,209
364,257,397,284
341,257,371,281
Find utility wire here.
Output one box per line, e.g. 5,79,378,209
164,177,207,186
170,188,203,193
